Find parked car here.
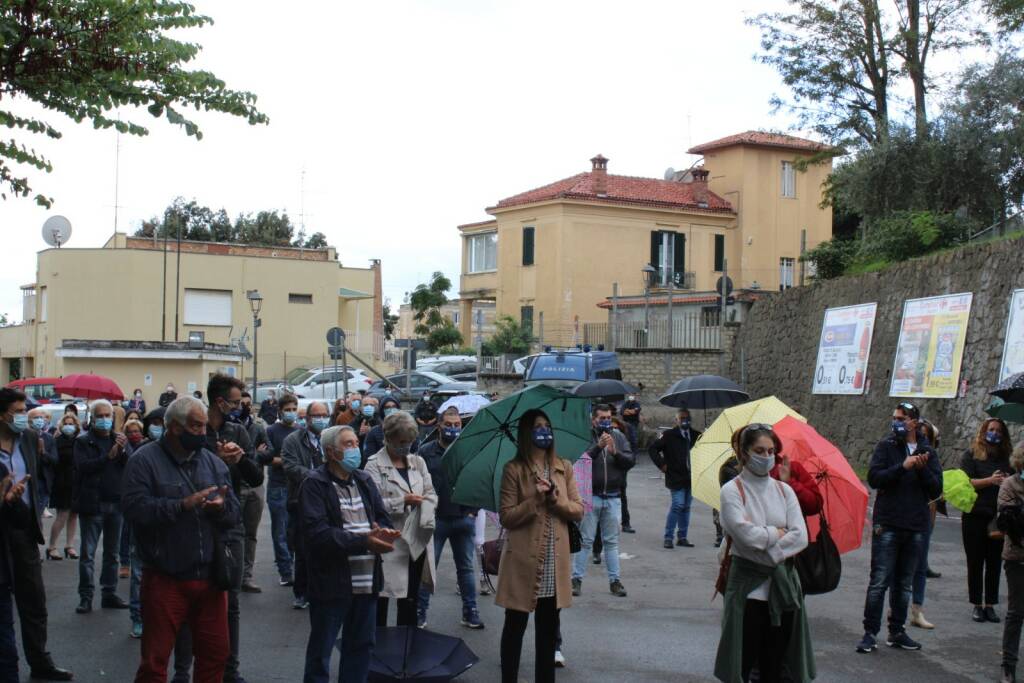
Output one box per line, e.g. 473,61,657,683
416,354,476,367
416,359,477,382
522,348,622,390
7,377,62,403
367,371,477,403
279,366,372,400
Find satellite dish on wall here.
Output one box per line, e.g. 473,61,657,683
663,167,676,181
42,216,72,248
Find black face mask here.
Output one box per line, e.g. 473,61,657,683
177,430,207,453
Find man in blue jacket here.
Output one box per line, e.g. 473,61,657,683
300,424,398,683
121,395,240,683
857,401,943,655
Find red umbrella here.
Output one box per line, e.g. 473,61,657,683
54,374,124,401
773,415,868,555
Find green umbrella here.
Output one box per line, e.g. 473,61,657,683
986,397,1024,424
943,469,977,513
443,385,593,512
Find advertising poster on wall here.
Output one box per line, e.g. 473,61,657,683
1001,288,1024,381
812,303,878,395
890,292,974,398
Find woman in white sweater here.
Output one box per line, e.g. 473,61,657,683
715,423,814,683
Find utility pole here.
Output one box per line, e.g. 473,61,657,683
174,223,182,342
611,282,619,351
719,258,728,374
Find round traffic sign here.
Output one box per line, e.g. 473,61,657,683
716,276,734,298
326,327,346,346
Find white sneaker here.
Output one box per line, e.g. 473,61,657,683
42,509,54,519
554,650,566,668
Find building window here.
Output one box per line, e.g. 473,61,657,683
781,161,796,198
714,235,725,272
467,233,498,273
522,226,535,266
780,257,795,290
451,311,461,325
649,230,685,287
288,293,313,304
184,288,232,326
701,306,721,328
520,306,534,336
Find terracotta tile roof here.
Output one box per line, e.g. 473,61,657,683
688,131,832,155
490,173,734,213
457,219,497,230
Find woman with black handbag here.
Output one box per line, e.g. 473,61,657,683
496,409,583,683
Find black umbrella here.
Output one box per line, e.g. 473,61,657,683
658,375,750,410
571,379,638,400
991,372,1024,404
355,626,478,682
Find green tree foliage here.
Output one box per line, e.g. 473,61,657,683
987,0,1024,32
409,272,452,337
382,300,399,341
481,315,532,356
302,232,328,249
0,1,267,207
426,319,463,354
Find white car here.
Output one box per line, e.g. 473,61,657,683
280,366,372,400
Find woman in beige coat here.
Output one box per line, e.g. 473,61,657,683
497,408,584,683
364,411,437,628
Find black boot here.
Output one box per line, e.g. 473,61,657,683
1002,663,1016,683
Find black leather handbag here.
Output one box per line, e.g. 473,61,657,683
568,520,582,554
795,512,842,595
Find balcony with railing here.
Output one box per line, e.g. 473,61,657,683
583,312,721,351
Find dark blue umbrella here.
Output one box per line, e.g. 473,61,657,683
658,375,749,410
352,626,479,682
991,372,1024,404
571,379,638,400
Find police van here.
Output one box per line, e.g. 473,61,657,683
522,346,622,390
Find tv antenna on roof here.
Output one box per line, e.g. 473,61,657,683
664,167,676,181
42,216,72,248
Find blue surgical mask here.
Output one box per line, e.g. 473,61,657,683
350,400,361,410
532,427,554,449
442,426,461,443
31,417,47,431
383,407,399,418
679,420,691,430
597,419,613,432
61,424,76,436
746,452,775,477
282,411,298,425
891,420,908,437
310,417,330,433
9,414,28,433
148,425,164,440
94,417,113,432
340,447,361,473
362,405,375,418
986,431,1003,445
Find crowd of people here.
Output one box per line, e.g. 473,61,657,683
0,379,1023,682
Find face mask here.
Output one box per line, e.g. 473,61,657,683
626,396,636,403
127,433,144,445
350,400,361,410
362,405,375,418
596,419,612,432
31,417,47,431
178,430,206,453
310,417,330,433
220,400,243,423
148,425,164,440
389,443,412,457
746,452,775,477
986,431,1003,445
679,420,691,430
166,386,174,392
135,393,142,399
340,447,361,473
442,426,461,443
93,417,113,432
282,411,298,425
383,407,399,418
891,420,908,437
241,405,251,419
61,424,76,436
532,427,554,449
8,414,28,433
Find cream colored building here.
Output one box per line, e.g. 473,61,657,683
396,300,497,345
457,132,834,346
0,232,383,405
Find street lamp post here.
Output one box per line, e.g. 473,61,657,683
642,264,657,347
247,290,263,396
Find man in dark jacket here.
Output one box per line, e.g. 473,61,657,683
649,408,701,549
0,388,72,681
416,408,483,630
258,389,279,426
264,394,300,587
0,460,34,682
73,399,131,613
572,404,635,598
158,383,178,408
282,401,331,609
237,392,267,594
299,424,398,683
121,395,240,682
857,401,943,655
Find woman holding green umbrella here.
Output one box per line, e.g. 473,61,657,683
496,408,583,683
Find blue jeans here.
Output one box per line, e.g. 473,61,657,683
267,486,293,579
304,595,376,683
119,517,131,567
0,586,17,683
129,535,143,624
913,519,932,606
573,496,621,583
862,525,925,636
417,515,477,616
664,488,693,542
78,502,123,601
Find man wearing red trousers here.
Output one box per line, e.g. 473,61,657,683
121,395,240,682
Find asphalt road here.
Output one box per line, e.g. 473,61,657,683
21,458,1010,682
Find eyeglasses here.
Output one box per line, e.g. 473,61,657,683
742,423,774,436
896,402,919,418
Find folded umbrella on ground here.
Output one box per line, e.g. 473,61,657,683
354,625,479,682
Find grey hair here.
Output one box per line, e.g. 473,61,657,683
320,425,356,452
165,396,206,427
90,399,113,416
383,410,418,443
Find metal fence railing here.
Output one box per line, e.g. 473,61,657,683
970,211,1023,242
479,355,519,375
583,313,722,351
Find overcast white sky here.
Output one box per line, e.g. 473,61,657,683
0,0,804,321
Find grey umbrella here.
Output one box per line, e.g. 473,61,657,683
658,374,750,410
991,372,1024,404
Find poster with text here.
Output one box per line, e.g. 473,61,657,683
889,292,973,398
1001,289,1024,381
812,303,878,394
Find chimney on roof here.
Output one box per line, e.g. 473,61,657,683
691,168,709,182
690,167,710,208
590,154,608,196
